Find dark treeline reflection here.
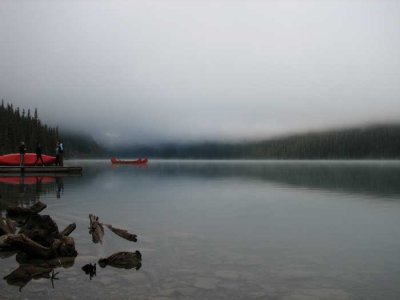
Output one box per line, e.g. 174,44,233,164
0,175,74,210
0,177,56,210
111,160,400,199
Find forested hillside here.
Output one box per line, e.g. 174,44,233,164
0,101,58,155
0,101,106,157
124,124,400,159
2,100,399,159
246,124,400,159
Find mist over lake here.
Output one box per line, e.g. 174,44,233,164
1,0,400,145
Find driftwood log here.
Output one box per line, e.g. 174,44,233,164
19,215,60,246
0,234,77,259
0,214,77,259
7,201,47,217
105,224,137,242
60,223,76,237
18,215,76,246
89,214,104,244
0,217,17,236
98,251,142,270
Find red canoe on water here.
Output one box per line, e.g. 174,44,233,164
0,153,56,166
111,157,148,165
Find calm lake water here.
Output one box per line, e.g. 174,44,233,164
1,159,400,299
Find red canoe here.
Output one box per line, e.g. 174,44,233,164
0,153,57,166
0,176,55,185
111,157,148,165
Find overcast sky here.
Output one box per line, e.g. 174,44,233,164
1,0,399,146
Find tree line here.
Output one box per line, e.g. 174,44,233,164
0,100,106,157
2,99,398,159
0,100,59,155
123,124,400,159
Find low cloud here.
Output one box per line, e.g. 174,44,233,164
1,0,399,146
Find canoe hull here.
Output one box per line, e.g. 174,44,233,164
0,153,56,166
111,158,148,165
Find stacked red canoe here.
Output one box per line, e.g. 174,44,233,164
0,153,56,166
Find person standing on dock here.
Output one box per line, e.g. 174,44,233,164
58,140,64,166
55,142,60,166
34,142,45,166
19,142,27,166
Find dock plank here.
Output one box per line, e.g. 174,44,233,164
0,166,82,174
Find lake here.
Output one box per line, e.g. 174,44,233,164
1,160,400,299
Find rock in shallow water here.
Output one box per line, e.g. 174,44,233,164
98,251,142,270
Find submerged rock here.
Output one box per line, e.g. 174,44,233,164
98,251,142,270
82,263,96,280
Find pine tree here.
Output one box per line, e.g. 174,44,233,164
0,102,59,155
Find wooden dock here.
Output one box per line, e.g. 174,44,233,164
0,166,82,174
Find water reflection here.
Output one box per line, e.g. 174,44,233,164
56,177,64,199
0,169,143,294
0,174,80,210
0,176,54,209
0,177,55,186
116,160,400,199
111,163,148,170
4,256,75,291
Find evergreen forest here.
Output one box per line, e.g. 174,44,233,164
123,124,400,159
0,101,58,155
0,101,106,157
2,100,399,159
